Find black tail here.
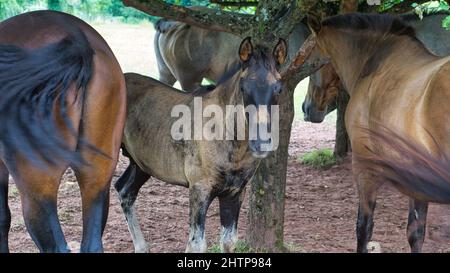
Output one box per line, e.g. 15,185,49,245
0,29,94,169
356,125,450,204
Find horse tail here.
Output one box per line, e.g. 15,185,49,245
0,29,95,169
154,18,175,34
356,126,450,203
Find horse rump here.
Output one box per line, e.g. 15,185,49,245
355,125,450,203
0,29,95,169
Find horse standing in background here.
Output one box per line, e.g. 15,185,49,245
154,18,310,91
0,10,126,253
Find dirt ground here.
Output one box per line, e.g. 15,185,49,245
6,119,450,253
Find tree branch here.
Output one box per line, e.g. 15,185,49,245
210,0,258,7
122,0,253,36
281,35,328,81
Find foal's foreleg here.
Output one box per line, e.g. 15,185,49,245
0,161,11,253
407,198,428,253
219,188,245,253
186,183,213,253
114,162,150,253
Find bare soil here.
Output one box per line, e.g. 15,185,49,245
7,120,450,253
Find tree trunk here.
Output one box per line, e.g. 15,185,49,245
247,78,297,252
340,0,359,13
334,88,350,159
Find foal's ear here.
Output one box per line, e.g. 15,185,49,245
239,37,253,62
273,38,288,65
307,13,322,35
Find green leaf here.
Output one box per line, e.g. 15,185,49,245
443,15,450,30
379,0,405,12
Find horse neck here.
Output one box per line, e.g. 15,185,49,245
208,71,243,108
204,72,249,144
321,29,436,96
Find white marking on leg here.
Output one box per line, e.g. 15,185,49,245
185,225,207,253
124,203,149,253
220,225,237,253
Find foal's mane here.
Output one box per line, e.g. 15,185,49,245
191,46,275,96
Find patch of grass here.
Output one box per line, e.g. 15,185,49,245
283,242,304,253
300,149,337,169
8,185,19,199
207,240,253,253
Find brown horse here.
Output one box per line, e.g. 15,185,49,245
154,17,310,91
116,37,287,253
0,11,126,252
308,12,450,253
303,12,450,123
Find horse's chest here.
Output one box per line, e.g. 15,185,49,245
217,163,258,195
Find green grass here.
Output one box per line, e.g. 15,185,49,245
8,184,19,199
207,240,253,253
299,149,337,169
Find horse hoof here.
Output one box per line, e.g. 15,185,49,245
367,241,382,253
134,244,149,253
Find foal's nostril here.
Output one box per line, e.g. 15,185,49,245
302,102,306,114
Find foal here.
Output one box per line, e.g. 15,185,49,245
117,37,287,252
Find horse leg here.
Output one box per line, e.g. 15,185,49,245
72,54,126,253
356,180,379,253
114,162,150,253
407,198,428,253
72,119,123,252
219,188,245,253
0,161,11,253
74,164,112,253
186,183,213,253
10,164,69,253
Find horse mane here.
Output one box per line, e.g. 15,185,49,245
322,13,432,78
322,13,416,38
190,46,275,96
190,61,241,96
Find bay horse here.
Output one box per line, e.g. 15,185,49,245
154,17,310,91
308,12,450,253
116,37,287,253
303,12,450,123
0,11,126,252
